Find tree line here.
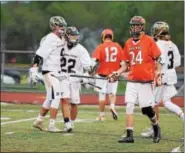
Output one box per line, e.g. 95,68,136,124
1,1,184,63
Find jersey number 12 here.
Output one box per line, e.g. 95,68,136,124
105,47,118,62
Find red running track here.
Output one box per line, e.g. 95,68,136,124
0,91,184,107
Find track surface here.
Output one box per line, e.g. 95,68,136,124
1,91,184,107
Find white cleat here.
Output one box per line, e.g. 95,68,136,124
141,127,154,138
33,120,46,131
47,125,61,132
171,146,181,152
63,122,72,132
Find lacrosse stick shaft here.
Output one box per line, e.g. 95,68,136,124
70,74,153,84
80,80,102,90
87,82,102,90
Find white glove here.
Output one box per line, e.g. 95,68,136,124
81,73,90,84
81,73,90,89
29,67,39,84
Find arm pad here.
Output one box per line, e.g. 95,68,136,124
33,54,43,66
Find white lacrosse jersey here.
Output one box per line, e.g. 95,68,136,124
36,33,65,72
61,43,91,82
156,40,181,85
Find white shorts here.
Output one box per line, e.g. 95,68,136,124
43,72,62,100
61,80,81,104
94,75,118,95
125,82,155,108
154,85,177,105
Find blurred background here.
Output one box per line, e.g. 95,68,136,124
1,1,184,95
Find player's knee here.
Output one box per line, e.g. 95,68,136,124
141,106,155,118
42,99,51,109
50,99,60,109
99,93,106,101
61,98,70,104
109,93,116,98
126,103,135,114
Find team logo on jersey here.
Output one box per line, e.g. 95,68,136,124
129,46,141,52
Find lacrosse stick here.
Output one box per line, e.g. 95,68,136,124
171,143,184,153
70,74,153,84
87,82,102,90
80,80,102,90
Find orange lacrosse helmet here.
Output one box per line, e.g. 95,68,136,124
101,29,114,42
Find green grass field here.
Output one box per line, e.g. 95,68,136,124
1,103,184,152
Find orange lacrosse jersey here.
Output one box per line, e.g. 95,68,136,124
122,34,161,81
92,41,123,76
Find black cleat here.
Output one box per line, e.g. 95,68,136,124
110,107,118,120
118,129,134,143
153,124,161,143
118,136,134,143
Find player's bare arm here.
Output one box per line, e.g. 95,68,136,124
107,61,128,82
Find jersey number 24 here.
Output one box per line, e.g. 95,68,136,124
129,51,143,65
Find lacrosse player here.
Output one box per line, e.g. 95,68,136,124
30,16,68,132
60,26,92,130
108,16,163,143
92,29,123,121
141,21,184,138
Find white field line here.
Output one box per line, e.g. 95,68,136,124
1,117,39,125
1,110,177,126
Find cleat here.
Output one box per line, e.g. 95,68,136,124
110,107,118,120
63,122,72,133
171,146,181,152
47,125,61,132
153,124,161,143
96,116,105,121
118,136,134,143
118,129,134,143
141,127,154,138
33,120,46,131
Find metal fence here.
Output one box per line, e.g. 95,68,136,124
0,50,184,96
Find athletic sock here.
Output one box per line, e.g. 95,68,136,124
164,100,183,117
37,114,44,121
179,112,184,121
110,103,115,109
64,117,70,123
49,119,55,126
100,112,105,117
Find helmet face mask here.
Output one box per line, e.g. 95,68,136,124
65,27,80,47
129,16,145,41
151,21,169,40
49,16,67,36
